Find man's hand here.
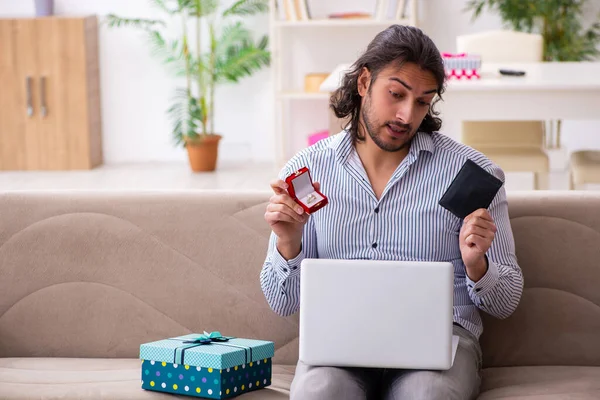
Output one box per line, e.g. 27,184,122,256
459,208,497,282
264,179,319,260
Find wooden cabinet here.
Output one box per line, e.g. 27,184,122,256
0,16,102,170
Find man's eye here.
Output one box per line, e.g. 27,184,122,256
389,91,402,99
418,100,430,106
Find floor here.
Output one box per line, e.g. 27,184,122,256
0,162,280,191
0,162,594,192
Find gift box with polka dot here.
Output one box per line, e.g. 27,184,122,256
141,358,272,399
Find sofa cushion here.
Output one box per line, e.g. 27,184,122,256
0,191,300,366
479,366,600,399
479,193,600,368
0,358,294,399
2,360,600,399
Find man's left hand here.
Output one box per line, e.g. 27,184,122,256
459,208,497,282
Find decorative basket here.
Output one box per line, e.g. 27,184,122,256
441,53,481,80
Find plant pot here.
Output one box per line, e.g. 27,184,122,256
184,134,222,172
34,0,54,16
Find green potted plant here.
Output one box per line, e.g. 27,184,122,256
465,0,600,61
107,0,270,171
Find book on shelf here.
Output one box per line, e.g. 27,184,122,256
395,0,407,20
377,0,409,21
275,0,310,21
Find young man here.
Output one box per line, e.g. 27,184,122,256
260,25,523,400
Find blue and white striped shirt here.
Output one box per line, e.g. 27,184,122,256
260,130,524,339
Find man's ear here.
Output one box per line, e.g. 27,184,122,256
357,67,371,97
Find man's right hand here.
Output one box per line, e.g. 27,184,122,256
265,179,320,260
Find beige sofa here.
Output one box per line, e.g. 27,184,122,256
1,190,599,399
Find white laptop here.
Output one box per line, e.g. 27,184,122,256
299,259,459,370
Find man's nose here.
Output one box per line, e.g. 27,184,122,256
395,102,414,125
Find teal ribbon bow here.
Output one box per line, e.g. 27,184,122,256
171,331,252,366
183,331,230,344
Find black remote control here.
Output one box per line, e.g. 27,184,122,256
499,69,526,76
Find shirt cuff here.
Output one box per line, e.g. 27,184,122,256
272,241,304,282
466,256,500,297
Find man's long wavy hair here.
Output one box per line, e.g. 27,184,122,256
330,25,446,143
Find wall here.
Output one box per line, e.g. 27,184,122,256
1,0,598,165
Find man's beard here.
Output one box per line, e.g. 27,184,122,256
361,94,415,153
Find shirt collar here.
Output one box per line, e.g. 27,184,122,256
409,131,435,156
332,129,435,165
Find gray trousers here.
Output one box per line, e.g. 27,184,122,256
290,324,482,400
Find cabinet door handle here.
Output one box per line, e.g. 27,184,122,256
26,76,33,117
40,76,47,117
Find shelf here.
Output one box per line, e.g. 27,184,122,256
278,92,330,100
274,18,411,28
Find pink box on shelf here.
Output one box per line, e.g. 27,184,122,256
441,53,481,80
307,130,329,146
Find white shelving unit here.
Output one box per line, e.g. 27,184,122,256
269,0,419,167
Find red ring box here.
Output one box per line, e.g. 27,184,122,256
285,167,328,214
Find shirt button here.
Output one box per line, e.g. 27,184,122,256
283,267,288,273
372,243,378,249
292,266,297,270
374,207,379,213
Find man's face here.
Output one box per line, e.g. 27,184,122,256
357,62,438,153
